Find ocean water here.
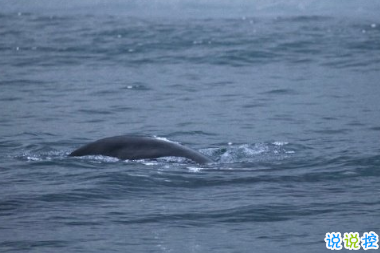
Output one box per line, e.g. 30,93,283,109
1,2,380,252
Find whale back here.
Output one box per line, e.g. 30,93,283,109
69,135,212,164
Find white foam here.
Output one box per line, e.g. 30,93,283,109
27,156,41,161
273,141,288,146
188,166,203,172
142,161,159,166
87,155,119,162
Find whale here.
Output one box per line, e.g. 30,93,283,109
69,135,213,164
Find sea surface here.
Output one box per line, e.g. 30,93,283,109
1,2,380,253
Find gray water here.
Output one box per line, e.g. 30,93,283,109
1,1,380,252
